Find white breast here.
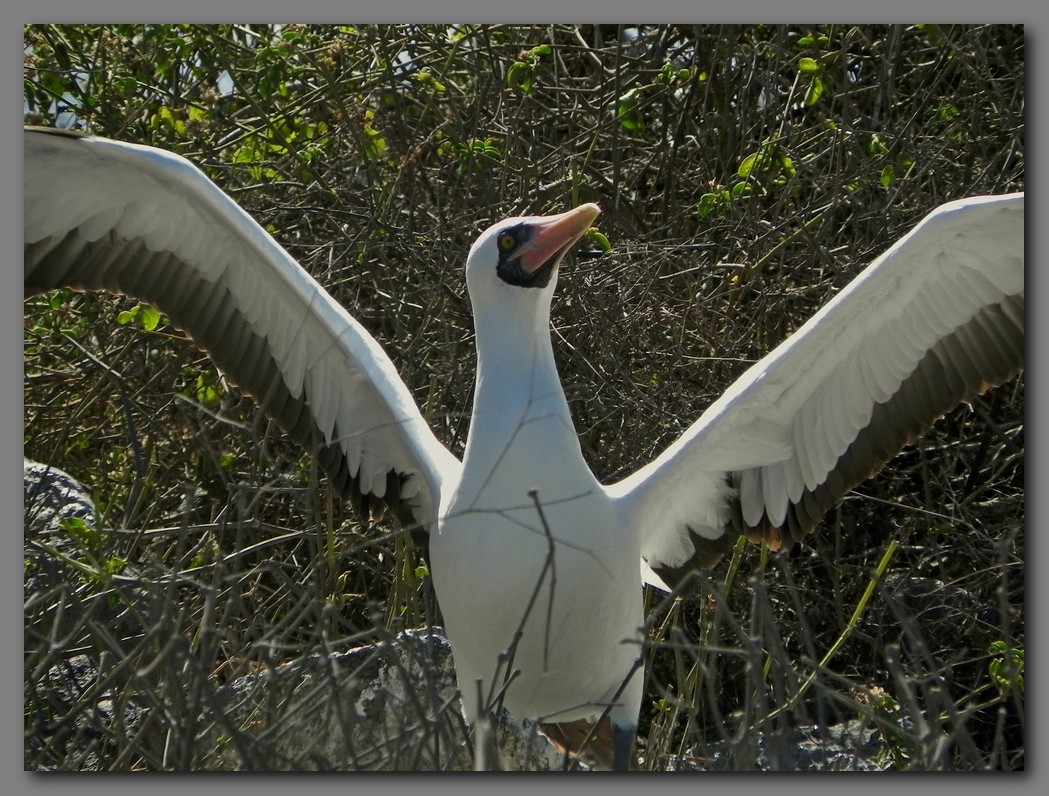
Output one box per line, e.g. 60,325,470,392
433,410,644,726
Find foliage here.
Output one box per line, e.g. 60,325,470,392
988,641,1024,698
24,23,1023,771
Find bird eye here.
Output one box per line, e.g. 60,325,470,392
498,232,517,252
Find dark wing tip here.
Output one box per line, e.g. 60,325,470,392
26,228,424,535
737,294,1024,550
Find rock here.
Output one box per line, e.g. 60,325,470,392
202,627,580,771
23,460,96,601
24,460,97,534
665,720,890,771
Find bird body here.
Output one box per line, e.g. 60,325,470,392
433,216,645,735
23,126,1024,770
435,475,643,730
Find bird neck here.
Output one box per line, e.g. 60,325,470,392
457,287,589,502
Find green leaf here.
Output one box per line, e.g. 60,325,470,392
731,181,753,199
116,303,162,331
59,516,89,537
138,304,161,331
506,61,525,87
803,74,825,106
988,641,1024,696
796,35,815,47
617,87,645,132
48,289,73,309
59,516,106,549
737,153,757,178
585,229,612,252
506,61,534,93
880,164,894,188
188,373,223,408
697,192,719,218
798,57,819,73
362,124,387,160
416,68,446,93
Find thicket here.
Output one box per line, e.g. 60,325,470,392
24,24,1023,770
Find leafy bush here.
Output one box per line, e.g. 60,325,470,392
24,23,1023,771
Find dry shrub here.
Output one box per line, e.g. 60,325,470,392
24,24,1023,770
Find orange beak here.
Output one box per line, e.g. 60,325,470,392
517,203,601,275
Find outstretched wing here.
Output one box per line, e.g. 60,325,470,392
24,126,460,531
607,194,1024,589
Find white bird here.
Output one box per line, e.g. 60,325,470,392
24,126,1024,770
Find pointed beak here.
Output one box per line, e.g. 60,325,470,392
518,203,601,275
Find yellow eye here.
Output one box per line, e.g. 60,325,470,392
497,232,517,252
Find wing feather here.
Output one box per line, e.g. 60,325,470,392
24,126,460,531
609,193,1024,588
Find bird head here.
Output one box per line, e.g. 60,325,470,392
465,203,601,302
